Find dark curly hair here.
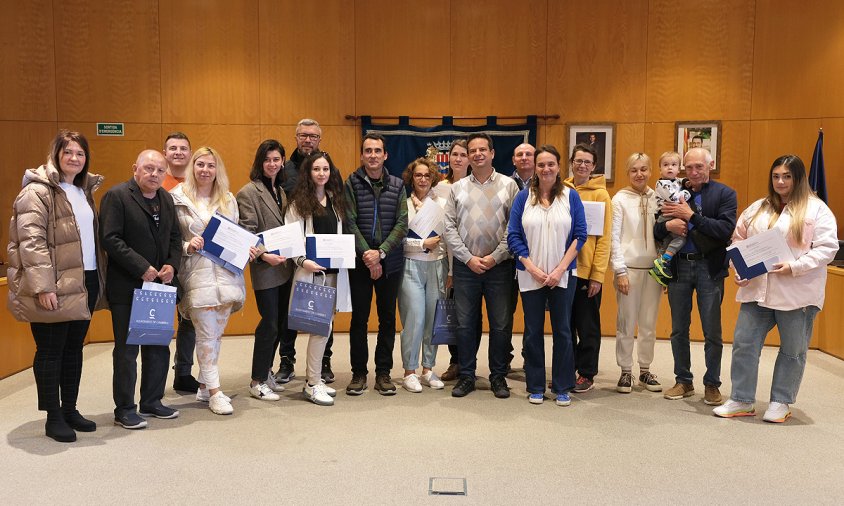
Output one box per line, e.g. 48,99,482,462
290,151,346,221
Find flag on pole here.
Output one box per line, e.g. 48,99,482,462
809,129,827,203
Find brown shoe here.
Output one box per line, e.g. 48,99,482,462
704,385,723,406
663,382,695,400
440,363,460,381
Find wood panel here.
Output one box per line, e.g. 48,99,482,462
0,122,60,264
449,0,547,116
718,120,751,212
160,0,260,124
752,0,844,120
646,0,755,122
0,0,56,121
817,268,844,359
547,0,649,123
54,0,161,123
354,0,451,116
259,0,355,124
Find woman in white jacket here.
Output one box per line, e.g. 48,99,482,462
714,155,838,422
610,153,663,394
284,151,351,406
172,147,251,415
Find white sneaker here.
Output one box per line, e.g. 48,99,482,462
249,382,280,401
319,379,337,397
713,399,755,418
209,391,234,415
403,373,422,393
763,402,792,423
304,382,334,406
420,370,445,390
196,387,230,403
265,372,285,393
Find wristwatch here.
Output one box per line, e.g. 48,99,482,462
379,250,386,260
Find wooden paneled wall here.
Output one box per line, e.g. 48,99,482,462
2,0,843,377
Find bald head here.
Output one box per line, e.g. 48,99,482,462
133,149,168,196
683,148,714,190
512,143,536,180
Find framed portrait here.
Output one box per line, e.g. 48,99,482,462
567,123,616,182
675,120,721,174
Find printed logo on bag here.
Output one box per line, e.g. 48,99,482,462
308,300,314,310
149,308,156,319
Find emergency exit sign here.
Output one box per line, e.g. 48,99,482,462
97,123,124,136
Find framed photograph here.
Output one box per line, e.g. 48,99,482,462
567,123,616,182
675,120,721,174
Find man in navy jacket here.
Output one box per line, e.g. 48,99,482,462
654,148,737,407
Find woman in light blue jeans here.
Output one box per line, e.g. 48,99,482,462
714,155,838,423
398,158,451,393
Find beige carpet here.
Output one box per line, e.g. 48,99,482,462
2,334,843,505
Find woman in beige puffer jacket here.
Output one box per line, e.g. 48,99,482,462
171,147,251,416
6,130,106,443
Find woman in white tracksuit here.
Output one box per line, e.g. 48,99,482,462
610,153,663,394
172,147,250,416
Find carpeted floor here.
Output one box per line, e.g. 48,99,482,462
2,335,843,505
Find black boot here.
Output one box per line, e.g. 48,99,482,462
63,409,97,432
46,409,76,443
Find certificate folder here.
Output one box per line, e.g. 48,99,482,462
199,213,260,274
304,235,355,269
726,247,768,280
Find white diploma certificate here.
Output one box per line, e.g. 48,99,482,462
202,214,260,271
260,223,305,258
409,198,445,240
582,201,606,236
727,227,795,273
310,234,356,268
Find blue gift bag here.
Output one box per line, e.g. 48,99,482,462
431,298,458,346
126,288,177,346
287,273,337,338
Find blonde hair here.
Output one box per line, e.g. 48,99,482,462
626,152,651,171
183,146,234,218
657,151,681,171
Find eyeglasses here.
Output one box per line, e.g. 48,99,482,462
413,173,432,179
296,133,321,141
572,159,594,167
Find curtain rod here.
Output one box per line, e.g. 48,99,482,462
344,114,559,121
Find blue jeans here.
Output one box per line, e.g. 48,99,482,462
666,258,724,386
730,302,819,404
453,260,514,379
399,257,446,371
521,283,576,394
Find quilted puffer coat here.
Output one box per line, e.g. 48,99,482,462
7,162,106,322
170,185,246,316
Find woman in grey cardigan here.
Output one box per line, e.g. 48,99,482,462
236,140,294,402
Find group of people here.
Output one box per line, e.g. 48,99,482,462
7,119,838,443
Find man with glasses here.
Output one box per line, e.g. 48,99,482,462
564,143,612,393
281,118,322,195
275,118,337,384
655,147,736,406
344,133,408,396
444,133,519,399
160,132,200,394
